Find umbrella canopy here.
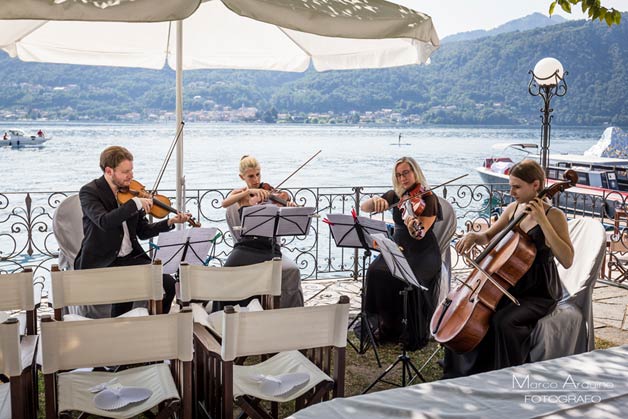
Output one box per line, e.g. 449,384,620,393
0,0,440,209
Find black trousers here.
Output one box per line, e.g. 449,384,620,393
109,253,176,317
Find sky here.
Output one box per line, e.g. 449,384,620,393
396,0,628,38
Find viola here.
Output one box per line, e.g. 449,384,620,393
117,179,201,228
430,170,578,353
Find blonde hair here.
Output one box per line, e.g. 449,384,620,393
510,160,545,191
392,156,429,197
239,155,260,175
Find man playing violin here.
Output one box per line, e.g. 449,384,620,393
360,156,442,351
443,159,574,378
75,146,191,316
220,155,303,309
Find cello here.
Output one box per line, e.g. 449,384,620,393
430,169,578,353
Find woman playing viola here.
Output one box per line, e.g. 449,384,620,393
220,155,303,308
444,159,574,378
361,156,442,350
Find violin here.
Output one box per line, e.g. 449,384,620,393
398,183,432,239
117,179,201,227
430,170,578,353
259,182,292,207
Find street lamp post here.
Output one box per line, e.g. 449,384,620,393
528,57,568,172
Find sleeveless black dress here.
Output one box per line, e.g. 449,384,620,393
443,205,563,377
364,191,442,351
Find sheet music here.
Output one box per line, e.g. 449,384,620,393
241,205,315,238
371,233,426,290
154,227,218,274
276,207,315,236
325,213,389,250
241,205,277,238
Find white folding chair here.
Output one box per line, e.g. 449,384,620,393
41,309,193,419
530,218,606,361
0,269,38,417
179,257,282,315
50,261,164,320
194,296,349,419
0,318,37,419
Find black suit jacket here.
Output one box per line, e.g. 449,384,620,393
74,176,172,269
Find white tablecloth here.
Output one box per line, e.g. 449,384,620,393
290,345,628,419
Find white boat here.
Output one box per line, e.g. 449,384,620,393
476,142,628,218
1,129,51,147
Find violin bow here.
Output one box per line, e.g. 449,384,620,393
421,173,469,196
274,150,322,190
150,121,185,195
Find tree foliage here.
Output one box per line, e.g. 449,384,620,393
549,0,622,25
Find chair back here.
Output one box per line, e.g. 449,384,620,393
432,197,457,300
41,310,193,374
559,218,605,299
0,319,22,377
221,296,349,362
0,270,35,313
50,262,163,310
52,194,84,270
179,258,281,303
558,218,606,351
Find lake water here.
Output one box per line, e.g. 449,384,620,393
0,122,607,193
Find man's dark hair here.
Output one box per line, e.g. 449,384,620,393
99,146,133,172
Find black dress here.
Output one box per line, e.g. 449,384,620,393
443,205,563,378
364,191,442,351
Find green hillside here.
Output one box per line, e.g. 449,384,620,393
0,15,626,125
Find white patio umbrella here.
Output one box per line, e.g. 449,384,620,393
0,0,440,210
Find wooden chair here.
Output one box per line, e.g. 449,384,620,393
194,295,349,419
41,309,193,419
0,318,37,419
50,260,164,319
179,258,282,416
0,269,39,417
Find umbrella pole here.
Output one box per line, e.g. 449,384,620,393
176,19,185,225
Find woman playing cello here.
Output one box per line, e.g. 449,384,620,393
444,159,574,377
361,156,442,350
220,155,303,308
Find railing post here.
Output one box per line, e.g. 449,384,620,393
353,187,360,281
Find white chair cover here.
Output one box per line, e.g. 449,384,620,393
432,196,457,302
50,264,163,309
41,311,193,374
529,218,606,361
0,382,10,419
0,271,35,312
0,320,22,377
179,258,282,302
52,194,84,271
221,302,349,362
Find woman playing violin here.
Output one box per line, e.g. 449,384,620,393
220,155,303,308
360,156,442,350
444,159,574,378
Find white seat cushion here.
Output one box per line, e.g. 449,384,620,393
233,350,332,402
57,363,179,419
63,307,150,322
0,383,10,419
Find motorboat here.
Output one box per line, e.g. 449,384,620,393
1,129,51,147
476,142,628,218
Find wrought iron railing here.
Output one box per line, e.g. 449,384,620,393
2,183,626,296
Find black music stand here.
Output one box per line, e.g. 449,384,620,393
154,227,219,275
325,211,390,367
362,233,429,393
241,204,315,254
